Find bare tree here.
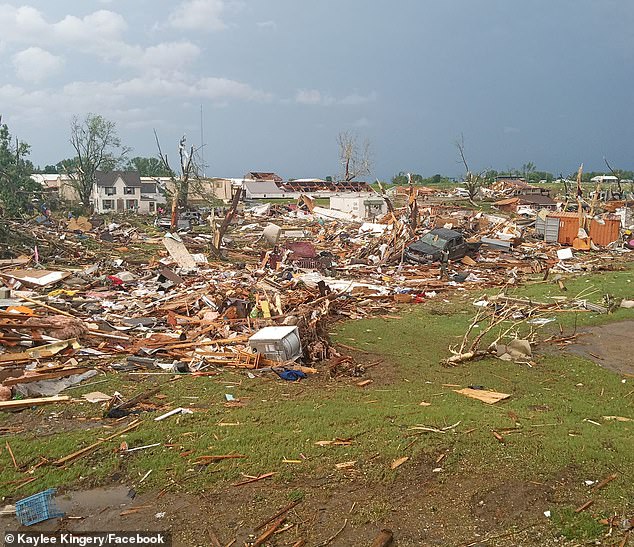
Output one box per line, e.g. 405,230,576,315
603,156,623,197
64,114,129,209
154,131,201,230
337,131,372,181
455,134,483,201
558,173,570,196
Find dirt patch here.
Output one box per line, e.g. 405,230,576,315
561,320,634,376
470,480,554,528
0,472,573,547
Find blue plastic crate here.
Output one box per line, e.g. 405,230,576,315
15,488,64,526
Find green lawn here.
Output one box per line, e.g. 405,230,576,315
1,264,633,541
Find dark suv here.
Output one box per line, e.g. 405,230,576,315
404,228,480,264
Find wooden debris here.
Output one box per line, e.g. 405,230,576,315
592,473,618,492
3,368,89,386
454,388,511,404
120,505,151,516
315,438,353,447
0,395,71,411
207,529,222,547
371,529,394,547
193,454,246,465
574,499,594,513
232,472,275,487
603,416,633,422
390,456,409,470
316,518,348,546
408,420,461,434
54,420,141,466
492,431,505,443
253,516,285,546
5,440,18,469
254,500,301,531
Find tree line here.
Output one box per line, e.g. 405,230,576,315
2,113,633,216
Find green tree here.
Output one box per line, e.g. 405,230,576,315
0,120,38,214
62,113,129,208
391,171,424,185
124,156,173,177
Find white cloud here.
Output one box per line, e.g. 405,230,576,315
295,89,376,107
0,73,271,124
339,91,377,105
295,89,325,105
257,20,277,29
0,5,127,46
0,5,203,74
53,10,127,43
169,0,226,31
120,41,201,72
13,47,64,83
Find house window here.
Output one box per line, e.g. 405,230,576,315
124,187,136,195
125,199,138,210
102,200,115,210
104,187,116,196
149,202,156,213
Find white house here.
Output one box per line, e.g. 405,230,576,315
140,177,168,213
243,181,286,199
329,192,387,220
92,171,143,214
590,175,619,184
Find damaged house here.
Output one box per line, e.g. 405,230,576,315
92,171,144,214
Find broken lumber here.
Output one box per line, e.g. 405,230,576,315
371,529,394,547
454,388,511,404
253,516,285,547
3,368,89,386
54,420,141,466
592,473,618,492
232,472,275,487
193,454,246,465
0,395,71,411
254,500,301,531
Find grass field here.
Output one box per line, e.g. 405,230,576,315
1,264,633,542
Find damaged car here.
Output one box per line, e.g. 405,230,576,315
405,228,481,264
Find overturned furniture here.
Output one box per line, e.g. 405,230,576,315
248,326,302,362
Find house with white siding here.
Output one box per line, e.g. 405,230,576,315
92,171,143,214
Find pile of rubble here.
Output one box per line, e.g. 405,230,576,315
1,193,632,408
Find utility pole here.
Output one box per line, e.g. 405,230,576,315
200,104,205,177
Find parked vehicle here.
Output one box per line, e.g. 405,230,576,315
154,217,191,230
405,228,481,264
180,210,202,224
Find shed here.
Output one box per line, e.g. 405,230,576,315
243,181,285,199
329,193,387,220
547,212,581,245
535,210,561,243
589,215,621,246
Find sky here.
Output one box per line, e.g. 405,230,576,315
1,0,633,180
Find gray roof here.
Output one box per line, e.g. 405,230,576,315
243,181,285,195
95,171,142,188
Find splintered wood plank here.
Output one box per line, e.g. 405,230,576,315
454,388,511,404
0,395,71,411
